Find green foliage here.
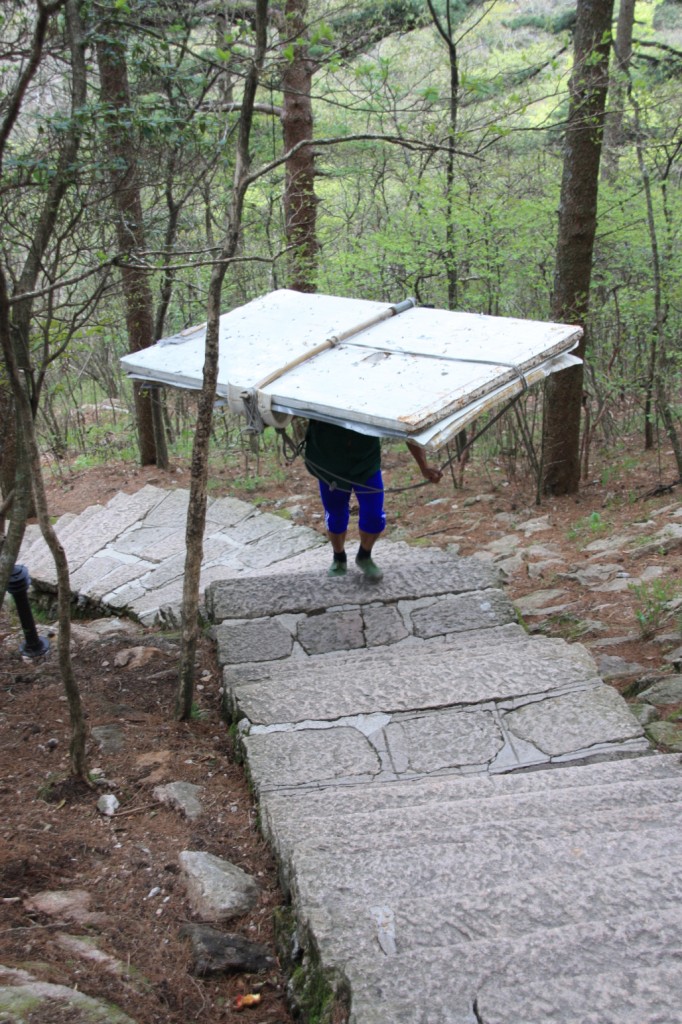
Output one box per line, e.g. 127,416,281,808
629,578,682,639
567,511,610,542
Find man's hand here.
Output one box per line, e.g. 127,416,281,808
406,442,443,484
421,464,443,484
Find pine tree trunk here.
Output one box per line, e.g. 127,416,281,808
541,0,615,496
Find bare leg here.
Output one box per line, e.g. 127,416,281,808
356,530,383,580
328,530,347,554
358,530,380,554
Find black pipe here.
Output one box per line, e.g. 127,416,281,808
7,565,50,657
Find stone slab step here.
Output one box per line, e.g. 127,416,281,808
288,822,682,912
207,557,502,620
262,774,682,868
297,852,682,956
242,684,646,791
339,909,682,1017
221,627,565,684
216,591,520,667
346,962,682,1024
22,486,170,582
260,752,681,826
230,635,599,725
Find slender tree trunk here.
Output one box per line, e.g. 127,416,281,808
281,0,318,292
601,0,635,183
0,0,89,777
96,29,159,466
541,0,615,496
176,0,270,719
0,0,83,595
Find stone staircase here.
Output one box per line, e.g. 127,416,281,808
207,548,682,1024
20,490,682,1022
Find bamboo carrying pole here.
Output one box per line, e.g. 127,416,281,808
253,298,416,390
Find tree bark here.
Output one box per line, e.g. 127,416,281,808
176,0,270,719
96,29,159,466
541,0,615,496
601,0,635,183
0,0,89,778
280,0,318,292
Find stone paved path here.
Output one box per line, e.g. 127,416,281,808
21,489,682,1023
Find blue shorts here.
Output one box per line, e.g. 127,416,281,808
319,470,386,535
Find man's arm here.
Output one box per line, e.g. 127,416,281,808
407,442,443,484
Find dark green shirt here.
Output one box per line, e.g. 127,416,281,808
304,420,381,490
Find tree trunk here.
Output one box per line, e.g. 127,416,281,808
601,0,635,183
0,0,84,594
96,29,159,466
281,0,318,292
176,0,270,719
541,0,615,496
0,0,89,777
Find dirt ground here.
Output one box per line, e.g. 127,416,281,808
1,435,681,1023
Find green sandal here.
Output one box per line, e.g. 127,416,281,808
355,555,383,581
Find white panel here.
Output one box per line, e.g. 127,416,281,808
121,289,582,450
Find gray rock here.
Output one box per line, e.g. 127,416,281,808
297,609,365,655
384,709,504,773
513,588,568,615
180,923,276,975
363,605,409,646
629,703,660,726
504,687,643,758
663,644,682,665
244,727,382,792
91,724,125,753
628,522,682,558
0,967,136,1023
23,890,106,925
646,721,682,751
179,851,259,922
527,559,564,580
410,590,515,637
97,794,120,816
569,562,623,585
516,515,551,535
153,781,204,821
638,676,682,704
213,618,293,664
227,641,598,728
597,653,645,679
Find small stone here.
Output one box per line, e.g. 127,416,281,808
97,794,120,816
629,703,659,726
645,720,682,752
179,851,259,922
597,654,645,680
180,923,276,975
113,646,166,669
638,676,682,705
154,781,204,821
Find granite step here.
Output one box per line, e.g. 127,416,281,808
336,908,682,1017
261,772,682,869
221,626,565,684
228,635,601,726
298,852,682,955
260,753,682,827
346,961,682,1024
241,685,647,792
207,557,503,620
288,821,682,911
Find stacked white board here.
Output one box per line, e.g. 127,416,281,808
120,289,582,451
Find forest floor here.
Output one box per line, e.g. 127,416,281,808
1,433,681,1024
